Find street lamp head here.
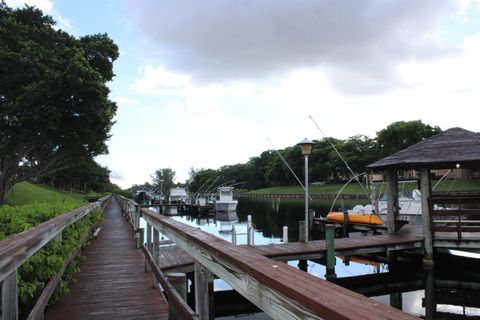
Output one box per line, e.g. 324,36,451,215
297,138,314,156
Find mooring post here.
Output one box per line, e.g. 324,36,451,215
247,215,253,246
194,261,210,320
424,267,436,320
299,221,305,242
231,225,236,245
282,226,288,243
325,224,336,280
343,210,349,237
2,270,18,320
167,272,187,320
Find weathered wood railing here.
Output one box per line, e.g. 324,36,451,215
0,195,110,320
116,195,418,320
429,194,480,240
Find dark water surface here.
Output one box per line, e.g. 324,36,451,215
147,198,480,319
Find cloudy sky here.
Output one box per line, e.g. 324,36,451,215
7,0,480,188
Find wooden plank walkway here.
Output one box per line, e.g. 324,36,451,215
46,199,168,320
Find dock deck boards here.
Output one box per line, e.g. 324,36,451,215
46,199,168,320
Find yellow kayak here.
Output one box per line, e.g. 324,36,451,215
326,212,384,225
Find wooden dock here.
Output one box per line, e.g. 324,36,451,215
156,225,424,273
46,199,168,320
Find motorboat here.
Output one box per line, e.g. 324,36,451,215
215,186,238,213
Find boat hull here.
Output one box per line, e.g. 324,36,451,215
215,200,238,212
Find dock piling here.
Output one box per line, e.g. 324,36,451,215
282,226,288,243
343,211,349,237
167,272,187,320
325,224,336,280
299,221,305,242
247,215,253,246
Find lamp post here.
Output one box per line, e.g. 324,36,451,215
297,138,314,242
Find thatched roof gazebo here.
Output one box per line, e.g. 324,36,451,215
366,127,480,264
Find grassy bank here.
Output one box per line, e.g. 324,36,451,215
247,180,480,195
6,181,90,206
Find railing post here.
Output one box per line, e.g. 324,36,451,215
167,273,187,320
325,224,336,280
152,228,160,288
2,270,18,320
194,261,210,320
134,205,141,230
282,226,288,243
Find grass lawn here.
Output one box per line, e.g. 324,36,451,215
5,181,86,206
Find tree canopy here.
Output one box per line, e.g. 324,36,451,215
0,4,118,203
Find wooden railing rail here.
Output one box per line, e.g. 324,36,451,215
429,194,480,240
0,195,110,320
116,195,417,320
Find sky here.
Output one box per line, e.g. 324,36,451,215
7,0,480,188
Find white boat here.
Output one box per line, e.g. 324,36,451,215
168,187,188,204
215,186,238,212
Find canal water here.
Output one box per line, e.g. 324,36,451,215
147,197,480,319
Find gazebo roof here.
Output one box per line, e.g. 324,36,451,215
367,127,480,171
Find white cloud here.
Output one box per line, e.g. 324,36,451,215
115,96,139,107
127,0,463,94
6,0,53,12
133,65,192,95
6,0,71,30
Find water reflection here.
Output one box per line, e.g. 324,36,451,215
143,198,480,319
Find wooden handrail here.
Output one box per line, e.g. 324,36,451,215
116,196,417,320
0,195,110,320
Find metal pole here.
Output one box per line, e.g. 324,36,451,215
304,154,309,242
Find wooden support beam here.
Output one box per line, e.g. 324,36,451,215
420,168,433,264
152,228,160,288
385,169,399,234
2,270,18,320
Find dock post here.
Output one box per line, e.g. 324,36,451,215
167,272,187,320
309,209,315,231
424,267,436,319
325,224,336,280
385,169,399,234
247,215,253,246
343,210,349,237
231,225,236,245
283,226,288,243
2,270,18,320
299,221,305,242
194,262,210,320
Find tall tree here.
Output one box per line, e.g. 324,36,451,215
151,168,176,194
0,4,119,203
375,120,441,158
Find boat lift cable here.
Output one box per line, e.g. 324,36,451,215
267,138,313,201
329,173,367,213
309,115,371,200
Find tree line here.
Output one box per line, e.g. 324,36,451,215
130,120,441,195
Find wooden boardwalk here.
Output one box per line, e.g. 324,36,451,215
46,199,168,320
